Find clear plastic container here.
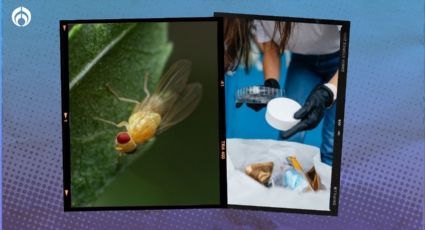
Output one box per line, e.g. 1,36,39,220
236,86,285,105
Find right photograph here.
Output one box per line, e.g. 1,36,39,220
218,13,349,214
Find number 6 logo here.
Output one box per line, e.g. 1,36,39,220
11,6,31,27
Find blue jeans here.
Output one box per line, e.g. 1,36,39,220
282,51,340,166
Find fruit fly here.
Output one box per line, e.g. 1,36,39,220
94,60,202,153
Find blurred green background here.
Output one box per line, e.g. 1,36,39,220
92,21,221,206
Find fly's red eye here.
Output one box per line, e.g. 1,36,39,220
116,132,130,144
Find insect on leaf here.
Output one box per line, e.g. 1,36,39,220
68,22,173,207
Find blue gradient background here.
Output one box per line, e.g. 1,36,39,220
2,0,424,229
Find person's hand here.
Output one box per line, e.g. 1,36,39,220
280,84,335,139
244,79,280,111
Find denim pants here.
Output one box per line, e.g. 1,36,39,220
282,51,340,166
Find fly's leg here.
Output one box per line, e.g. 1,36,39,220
106,83,140,105
143,72,150,97
131,73,150,113
93,117,129,129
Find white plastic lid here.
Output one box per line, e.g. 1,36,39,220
265,97,301,131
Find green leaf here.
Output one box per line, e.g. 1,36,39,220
69,22,172,207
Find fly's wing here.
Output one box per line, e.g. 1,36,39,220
156,83,202,134
133,60,191,115
154,59,191,96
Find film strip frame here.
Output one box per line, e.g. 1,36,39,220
60,17,226,211
215,12,350,216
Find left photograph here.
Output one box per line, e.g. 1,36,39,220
61,19,222,209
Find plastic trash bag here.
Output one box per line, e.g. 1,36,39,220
227,138,332,211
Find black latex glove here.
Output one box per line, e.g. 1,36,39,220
280,84,334,139
244,79,280,111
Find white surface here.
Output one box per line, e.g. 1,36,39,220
227,138,332,211
265,97,301,131
253,20,340,55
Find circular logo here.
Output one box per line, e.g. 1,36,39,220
11,6,31,27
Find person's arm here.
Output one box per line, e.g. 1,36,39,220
328,71,338,87
262,41,281,82
243,41,281,112
323,70,338,102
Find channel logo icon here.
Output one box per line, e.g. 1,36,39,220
11,6,31,27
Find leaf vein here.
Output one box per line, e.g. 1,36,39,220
69,24,137,90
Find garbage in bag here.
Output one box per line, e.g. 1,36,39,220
244,161,274,185
285,155,325,192
227,138,332,211
283,168,308,191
